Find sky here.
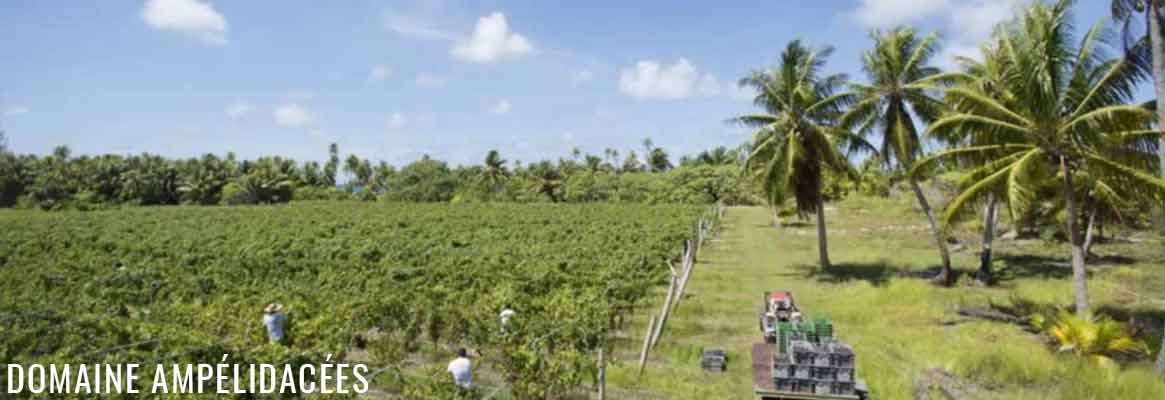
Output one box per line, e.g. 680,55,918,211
0,0,1118,166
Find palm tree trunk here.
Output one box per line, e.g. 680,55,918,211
1060,156,1090,317
1082,202,1098,258
909,178,953,285
1157,320,1165,378
816,194,831,270
1151,1,1165,230
772,206,782,228
977,193,997,285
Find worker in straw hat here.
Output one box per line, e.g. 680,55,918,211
263,303,287,344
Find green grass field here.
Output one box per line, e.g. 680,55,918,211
606,200,1165,400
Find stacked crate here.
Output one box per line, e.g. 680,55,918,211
701,348,727,372
770,318,858,397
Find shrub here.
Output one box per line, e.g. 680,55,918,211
1030,310,1148,371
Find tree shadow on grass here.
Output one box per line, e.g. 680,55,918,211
993,254,1074,282
781,262,915,287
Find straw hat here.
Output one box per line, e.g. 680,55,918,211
264,303,284,314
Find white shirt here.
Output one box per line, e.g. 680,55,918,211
263,313,286,342
447,357,472,388
500,308,516,326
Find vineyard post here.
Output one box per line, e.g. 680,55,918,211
597,346,606,400
671,243,695,314
650,273,677,348
638,314,657,375
693,223,702,263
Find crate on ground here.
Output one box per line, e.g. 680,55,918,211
700,347,727,372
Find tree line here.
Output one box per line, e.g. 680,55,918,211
0,134,774,209
736,0,1165,320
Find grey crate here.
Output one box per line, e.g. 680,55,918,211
811,366,835,380
793,365,810,379
795,379,816,393
833,381,855,395
774,365,792,378
814,380,832,395
836,367,854,382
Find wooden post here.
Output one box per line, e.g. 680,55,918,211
597,346,606,400
650,274,678,348
638,315,657,375
671,246,695,314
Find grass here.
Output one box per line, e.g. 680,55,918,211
604,197,1165,400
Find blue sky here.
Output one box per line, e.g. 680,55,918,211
0,0,1117,166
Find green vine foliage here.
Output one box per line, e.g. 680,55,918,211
0,202,708,398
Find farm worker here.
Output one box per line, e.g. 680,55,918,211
447,348,473,389
500,304,516,330
263,303,287,343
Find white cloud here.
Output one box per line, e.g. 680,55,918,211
851,0,950,28
451,12,533,63
489,100,512,115
415,73,449,87
226,102,254,119
369,65,391,82
140,0,228,45
619,58,708,100
2,106,29,117
386,112,406,129
273,103,314,127
851,0,1020,71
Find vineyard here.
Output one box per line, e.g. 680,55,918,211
0,202,714,398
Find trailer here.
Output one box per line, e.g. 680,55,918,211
752,291,868,400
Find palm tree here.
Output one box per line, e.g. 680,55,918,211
697,146,738,166
525,161,563,202
324,143,339,187
641,138,655,172
479,149,509,193
583,155,603,173
733,40,867,269
647,148,672,172
839,27,956,284
914,0,1165,316
621,150,644,173
1112,0,1165,229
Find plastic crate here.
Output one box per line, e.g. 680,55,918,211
836,367,854,382
811,366,835,380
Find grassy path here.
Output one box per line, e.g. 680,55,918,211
606,204,1165,400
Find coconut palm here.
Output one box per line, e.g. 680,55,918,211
1030,309,1147,371
696,146,739,166
932,35,1025,285
733,40,869,269
839,27,957,285
914,0,1165,316
324,143,340,187
647,148,672,172
479,149,509,192
1112,0,1165,221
